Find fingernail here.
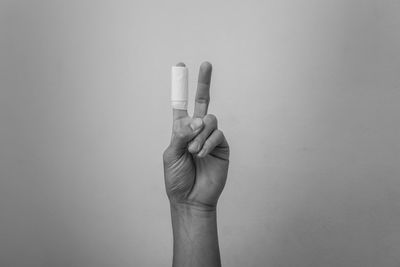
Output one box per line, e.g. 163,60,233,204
190,118,203,131
189,142,199,152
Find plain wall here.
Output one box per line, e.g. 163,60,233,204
1,1,399,266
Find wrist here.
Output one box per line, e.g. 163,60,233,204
169,202,221,267
170,202,217,231
170,201,217,216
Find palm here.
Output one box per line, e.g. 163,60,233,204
164,145,229,207
190,154,229,206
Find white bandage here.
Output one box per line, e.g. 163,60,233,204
171,66,188,110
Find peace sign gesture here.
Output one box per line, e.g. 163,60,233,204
163,62,229,210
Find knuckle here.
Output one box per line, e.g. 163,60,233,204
206,113,217,121
216,129,224,138
172,123,187,139
174,131,186,139
205,114,218,127
195,97,209,104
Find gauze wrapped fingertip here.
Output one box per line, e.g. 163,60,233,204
171,66,188,110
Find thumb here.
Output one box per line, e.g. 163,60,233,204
170,117,204,151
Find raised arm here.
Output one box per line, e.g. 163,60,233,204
163,62,229,267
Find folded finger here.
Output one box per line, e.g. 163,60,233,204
197,129,228,158
170,117,204,151
187,114,217,153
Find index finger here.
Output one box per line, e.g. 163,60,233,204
172,62,189,120
193,62,212,118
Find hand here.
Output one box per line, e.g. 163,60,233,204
163,62,229,210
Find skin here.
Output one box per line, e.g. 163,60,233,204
163,62,229,267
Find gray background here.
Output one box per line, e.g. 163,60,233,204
1,1,399,266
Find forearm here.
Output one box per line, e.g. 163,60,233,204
170,203,221,267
